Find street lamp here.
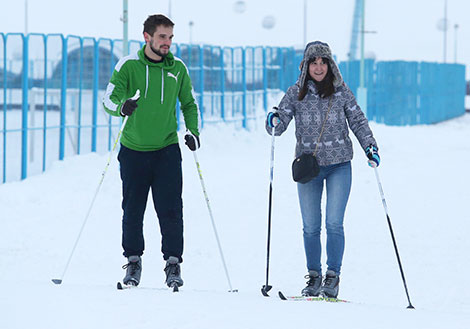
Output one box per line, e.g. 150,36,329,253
435,0,449,63
443,0,448,63
454,23,459,63
189,21,194,44
357,0,367,114
25,0,28,34
233,1,246,13
303,0,307,45
122,0,129,56
262,16,276,30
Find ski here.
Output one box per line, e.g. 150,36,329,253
117,281,179,292
278,291,350,303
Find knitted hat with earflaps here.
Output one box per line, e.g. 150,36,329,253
298,41,343,91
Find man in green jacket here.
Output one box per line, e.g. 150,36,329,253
103,14,200,290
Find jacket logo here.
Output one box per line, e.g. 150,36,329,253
167,71,180,82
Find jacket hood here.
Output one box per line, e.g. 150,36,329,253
138,45,176,68
298,41,343,90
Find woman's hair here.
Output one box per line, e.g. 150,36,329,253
298,57,335,101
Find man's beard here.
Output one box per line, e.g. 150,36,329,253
150,44,168,58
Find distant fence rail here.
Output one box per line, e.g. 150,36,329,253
0,33,466,183
340,59,466,125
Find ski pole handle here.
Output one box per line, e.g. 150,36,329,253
130,89,140,101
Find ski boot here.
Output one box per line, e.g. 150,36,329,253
301,270,322,296
122,255,142,286
164,256,184,292
321,270,340,298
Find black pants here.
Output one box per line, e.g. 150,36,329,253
118,143,183,262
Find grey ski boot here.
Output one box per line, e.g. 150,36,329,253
164,256,184,291
122,255,142,286
321,270,340,298
301,270,322,296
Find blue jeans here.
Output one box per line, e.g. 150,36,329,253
297,161,352,275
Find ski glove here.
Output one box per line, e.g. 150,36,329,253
267,110,280,128
184,131,200,151
366,145,380,168
121,98,139,116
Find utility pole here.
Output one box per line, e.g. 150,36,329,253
357,0,367,115
189,21,194,44
25,0,28,34
443,0,448,63
303,0,307,45
123,0,129,56
359,0,365,89
454,23,459,63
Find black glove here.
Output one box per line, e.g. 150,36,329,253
121,98,138,116
184,131,200,151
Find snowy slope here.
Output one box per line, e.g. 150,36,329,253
1,113,470,329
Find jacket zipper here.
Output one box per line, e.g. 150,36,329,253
145,65,149,98
161,67,164,104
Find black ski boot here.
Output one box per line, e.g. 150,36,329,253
321,270,340,298
301,270,322,296
164,256,184,290
122,255,142,286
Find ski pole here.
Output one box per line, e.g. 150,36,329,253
261,125,276,297
373,167,414,309
192,150,237,292
52,90,139,285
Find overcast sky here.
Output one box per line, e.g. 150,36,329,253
1,0,469,76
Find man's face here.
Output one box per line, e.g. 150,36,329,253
144,25,174,58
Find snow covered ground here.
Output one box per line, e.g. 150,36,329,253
2,111,470,329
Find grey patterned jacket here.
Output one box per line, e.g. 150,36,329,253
266,80,377,166
266,40,377,166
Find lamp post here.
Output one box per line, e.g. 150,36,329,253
359,0,365,89
25,0,28,34
454,23,459,63
443,0,448,63
436,0,449,63
189,21,194,44
123,0,129,56
357,0,367,114
303,0,307,45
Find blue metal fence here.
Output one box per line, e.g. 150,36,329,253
0,32,467,183
339,60,466,125
0,33,297,183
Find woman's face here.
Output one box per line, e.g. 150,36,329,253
308,57,328,82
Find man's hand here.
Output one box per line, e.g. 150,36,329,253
120,90,141,116
121,98,138,116
184,131,200,151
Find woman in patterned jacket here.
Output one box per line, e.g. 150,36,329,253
265,41,380,298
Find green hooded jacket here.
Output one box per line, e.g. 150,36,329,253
102,45,199,152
